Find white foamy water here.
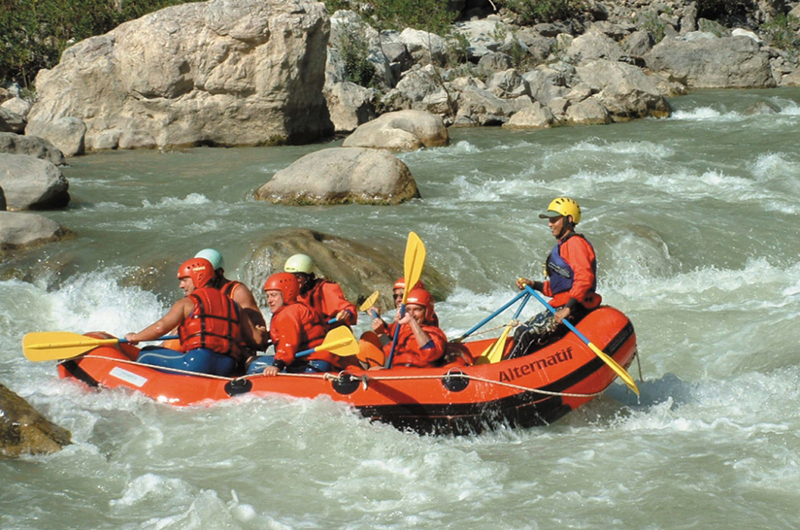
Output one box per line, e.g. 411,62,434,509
3,88,800,529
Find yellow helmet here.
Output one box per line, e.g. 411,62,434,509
538,196,581,224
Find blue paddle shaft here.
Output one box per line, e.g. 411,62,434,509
119,335,179,344
523,285,592,346
456,290,528,341
385,304,405,368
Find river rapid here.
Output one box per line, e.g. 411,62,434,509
2,88,800,529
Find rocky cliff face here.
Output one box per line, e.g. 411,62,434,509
26,0,334,155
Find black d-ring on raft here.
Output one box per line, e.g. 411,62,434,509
442,369,469,392
332,373,360,395
225,378,253,396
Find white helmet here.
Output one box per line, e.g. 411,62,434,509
284,253,313,274
195,248,224,271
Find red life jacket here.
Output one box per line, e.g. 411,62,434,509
179,287,242,358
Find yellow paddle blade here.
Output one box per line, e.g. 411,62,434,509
359,291,380,313
588,342,639,395
474,324,513,365
402,231,426,304
23,331,119,362
319,326,359,357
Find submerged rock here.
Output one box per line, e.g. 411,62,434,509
0,383,72,457
245,228,452,312
255,147,419,205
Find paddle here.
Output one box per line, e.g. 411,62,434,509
453,290,528,343
23,332,179,362
325,290,380,324
523,285,639,395
475,292,531,365
360,290,380,319
386,232,426,368
295,326,359,358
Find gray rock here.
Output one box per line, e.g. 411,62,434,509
380,65,454,116
452,19,504,61
680,2,698,34
522,64,575,106
478,52,514,73
453,86,532,126
486,69,531,98
26,0,333,153
0,211,70,250
0,133,65,166
398,28,446,65
645,35,775,88
342,110,448,151
0,154,70,210
566,29,624,63
535,22,572,37
565,96,611,125
0,184,5,210
503,101,555,129
575,59,671,121
622,31,654,58
0,383,71,457
255,147,419,205
25,116,86,157
325,81,376,134
0,107,25,134
245,227,452,312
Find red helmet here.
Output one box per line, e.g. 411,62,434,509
393,277,426,291
263,272,299,304
177,258,213,288
405,288,435,322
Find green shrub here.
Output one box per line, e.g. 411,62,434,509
0,0,200,89
638,10,666,43
324,0,457,35
497,0,585,25
335,19,377,87
761,14,800,57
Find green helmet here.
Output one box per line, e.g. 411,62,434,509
538,196,581,224
284,253,313,274
195,248,224,271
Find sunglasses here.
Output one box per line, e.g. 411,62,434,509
393,294,403,300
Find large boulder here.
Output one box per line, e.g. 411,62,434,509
644,35,775,88
244,228,452,312
503,101,556,129
0,154,70,210
0,107,26,134
0,133,65,166
0,211,70,250
1,383,72,457
342,110,448,151
255,147,420,205
574,59,671,121
26,0,333,153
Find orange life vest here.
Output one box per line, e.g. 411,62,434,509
179,287,242,358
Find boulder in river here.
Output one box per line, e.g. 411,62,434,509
0,132,65,166
26,0,333,154
255,147,420,205
0,211,71,251
644,34,775,88
1,383,72,457
244,228,452,312
342,110,449,151
0,154,70,210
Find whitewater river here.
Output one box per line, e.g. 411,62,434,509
2,88,800,529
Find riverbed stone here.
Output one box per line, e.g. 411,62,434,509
644,35,775,88
325,81,377,134
0,211,70,250
26,0,333,153
342,110,448,151
575,59,671,120
0,154,70,210
25,117,85,157
565,96,611,125
503,101,555,129
0,383,72,457
0,133,65,166
0,107,26,134
255,147,419,205
246,228,452,312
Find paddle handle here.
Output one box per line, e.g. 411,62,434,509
120,335,179,344
385,304,405,368
455,290,527,342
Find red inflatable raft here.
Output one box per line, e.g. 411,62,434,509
57,306,637,435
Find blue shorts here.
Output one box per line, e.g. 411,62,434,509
137,346,236,376
246,355,332,375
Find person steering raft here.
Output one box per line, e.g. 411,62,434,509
126,258,266,376
514,197,602,354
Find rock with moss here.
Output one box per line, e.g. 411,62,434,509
255,147,420,205
342,110,448,151
1,383,72,457
244,227,452,312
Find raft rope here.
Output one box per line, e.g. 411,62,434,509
67,354,605,399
